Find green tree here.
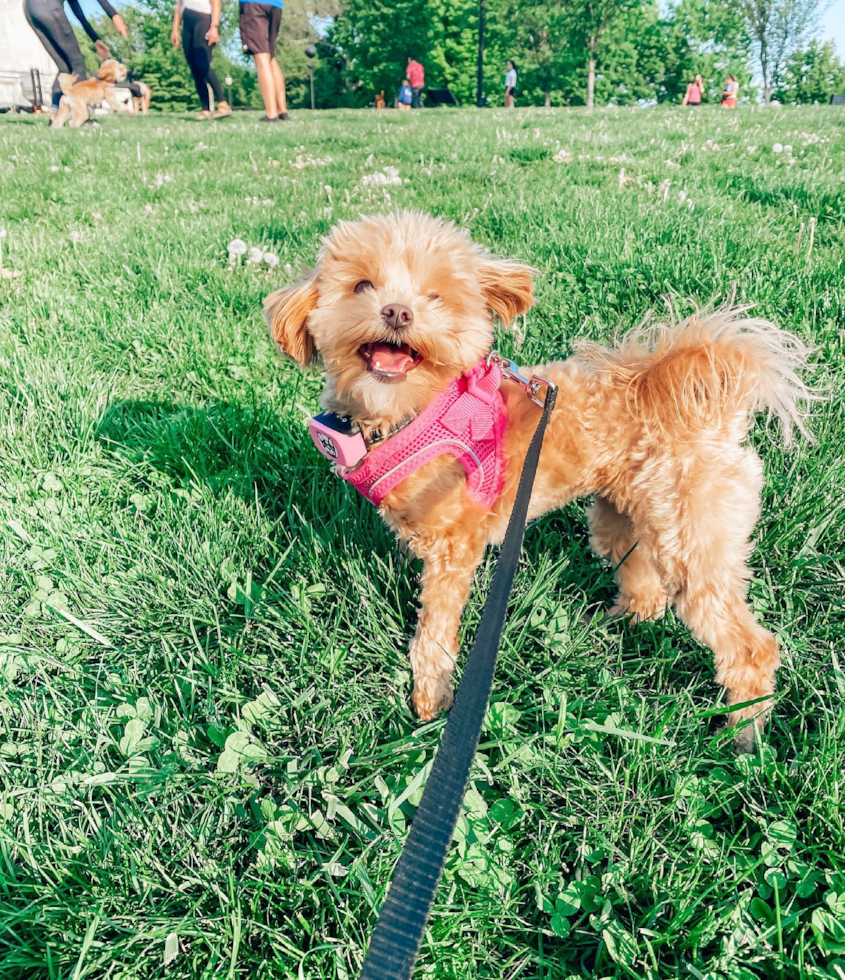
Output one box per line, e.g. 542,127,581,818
776,39,845,102
739,0,823,102
485,0,571,107
661,0,751,103
565,0,640,108
329,0,436,105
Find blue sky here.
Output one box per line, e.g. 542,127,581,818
79,0,845,56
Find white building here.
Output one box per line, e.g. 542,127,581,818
0,0,56,108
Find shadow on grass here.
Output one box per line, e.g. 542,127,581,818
95,396,402,551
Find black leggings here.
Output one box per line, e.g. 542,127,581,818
182,9,224,111
24,0,88,107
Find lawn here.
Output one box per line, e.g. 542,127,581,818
0,103,844,980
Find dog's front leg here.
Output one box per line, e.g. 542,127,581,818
409,538,486,721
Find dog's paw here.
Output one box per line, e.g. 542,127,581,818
726,699,772,753
412,673,454,722
610,591,667,625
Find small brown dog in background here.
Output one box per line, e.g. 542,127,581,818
131,81,152,115
52,59,128,128
265,211,815,748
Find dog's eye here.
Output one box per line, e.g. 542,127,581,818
354,280,374,294
428,294,440,301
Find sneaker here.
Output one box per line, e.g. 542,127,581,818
260,115,279,122
278,112,290,121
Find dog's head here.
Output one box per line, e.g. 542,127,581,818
98,60,127,84
264,211,534,421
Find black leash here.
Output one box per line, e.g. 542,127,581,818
359,376,558,980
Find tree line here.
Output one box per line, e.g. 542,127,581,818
78,0,845,111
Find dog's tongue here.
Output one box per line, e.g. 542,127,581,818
368,342,415,375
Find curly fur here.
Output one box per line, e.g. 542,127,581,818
265,211,816,748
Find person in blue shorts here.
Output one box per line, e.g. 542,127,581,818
239,0,288,121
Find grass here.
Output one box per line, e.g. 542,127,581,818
0,103,844,980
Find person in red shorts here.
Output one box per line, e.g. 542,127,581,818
406,56,424,109
239,0,289,121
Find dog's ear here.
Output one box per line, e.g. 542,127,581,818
97,61,113,81
264,276,319,366
477,259,535,325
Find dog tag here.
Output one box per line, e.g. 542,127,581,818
309,412,368,467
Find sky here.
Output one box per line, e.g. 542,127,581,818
79,0,845,56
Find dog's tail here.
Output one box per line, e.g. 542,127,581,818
58,73,77,96
575,307,818,446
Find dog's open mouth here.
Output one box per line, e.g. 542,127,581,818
359,341,423,382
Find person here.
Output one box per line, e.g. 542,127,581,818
682,74,704,106
721,74,739,107
171,0,231,120
406,56,424,109
397,78,412,111
239,0,288,121
504,59,517,108
23,0,127,119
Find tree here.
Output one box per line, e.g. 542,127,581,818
661,0,750,103
776,38,845,102
739,0,823,103
565,0,639,107
328,0,436,105
485,0,570,107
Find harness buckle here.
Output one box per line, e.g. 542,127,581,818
487,351,557,409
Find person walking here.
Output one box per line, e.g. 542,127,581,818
239,0,288,121
682,74,704,106
406,56,424,108
504,59,517,108
23,0,127,118
171,0,231,119
721,74,739,107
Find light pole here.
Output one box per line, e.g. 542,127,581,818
476,0,484,107
224,75,233,107
305,45,316,110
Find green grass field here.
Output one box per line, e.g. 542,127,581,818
1,104,844,980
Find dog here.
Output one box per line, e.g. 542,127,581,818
52,60,129,128
264,211,814,748
130,81,152,115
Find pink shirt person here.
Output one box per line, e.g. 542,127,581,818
407,59,424,88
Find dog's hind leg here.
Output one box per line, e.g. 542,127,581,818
676,582,779,750
587,496,668,622
672,450,779,748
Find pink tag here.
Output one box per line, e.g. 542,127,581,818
310,414,368,467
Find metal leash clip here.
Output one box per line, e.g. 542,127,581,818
487,351,557,408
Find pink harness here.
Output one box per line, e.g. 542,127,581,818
309,358,507,509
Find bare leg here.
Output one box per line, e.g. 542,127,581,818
587,496,668,622
254,53,277,118
410,541,486,721
271,58,287,115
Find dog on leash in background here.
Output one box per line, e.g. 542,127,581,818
265,211,816,748
52,59,129,128
130,81,152,115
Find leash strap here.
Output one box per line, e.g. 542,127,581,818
359,383,558,980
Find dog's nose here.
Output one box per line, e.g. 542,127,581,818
381,304,413,330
